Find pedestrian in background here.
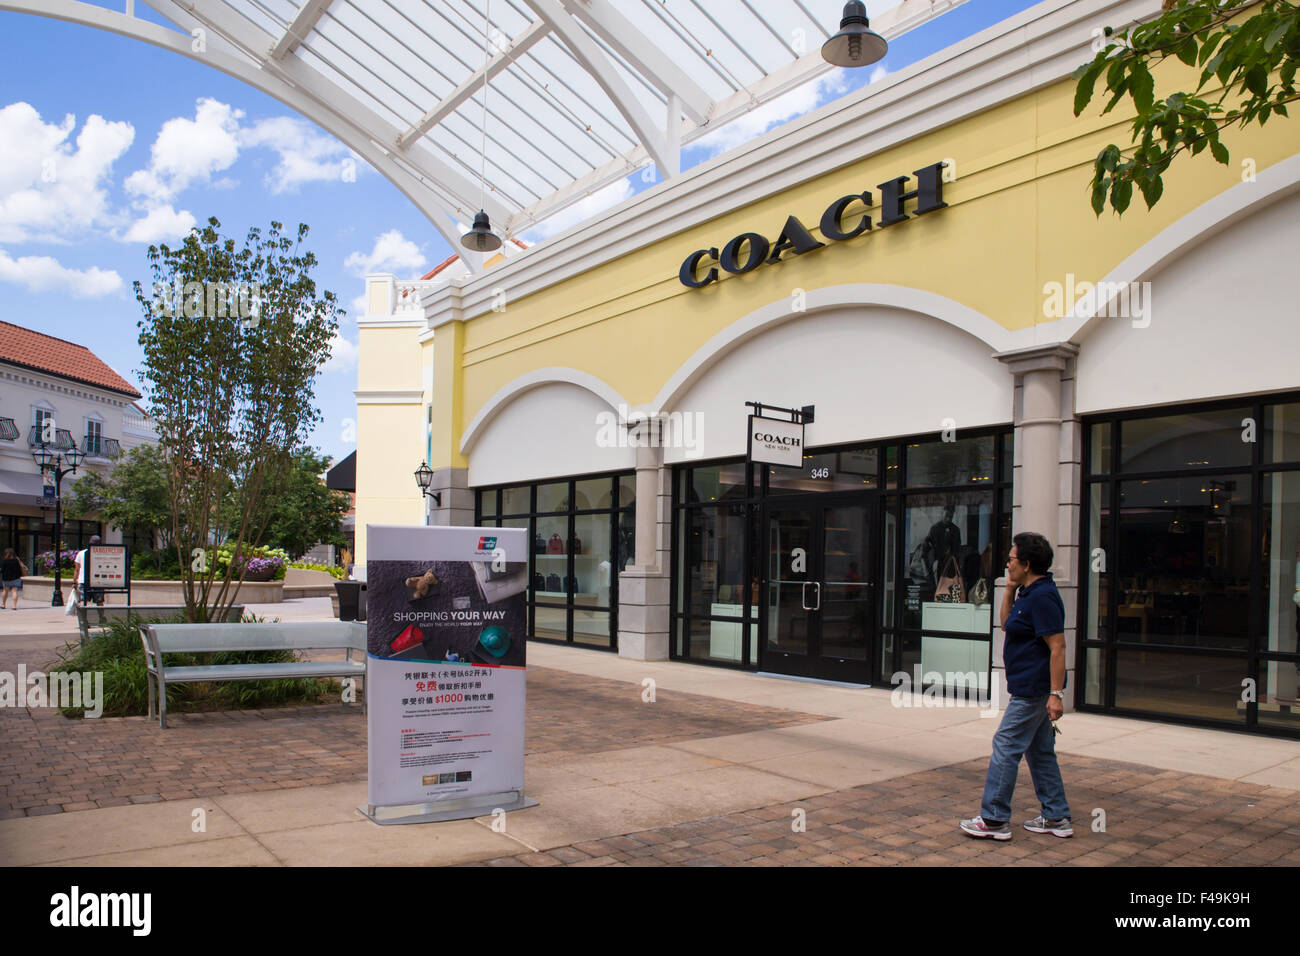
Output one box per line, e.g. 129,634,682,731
1,548,27,609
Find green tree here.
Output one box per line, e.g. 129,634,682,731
1074,0,1299,215
255,447,350,559
134,217,339,621
67,444,172,552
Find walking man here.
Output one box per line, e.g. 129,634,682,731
961,531,1072,840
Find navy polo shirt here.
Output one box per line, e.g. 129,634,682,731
1002,572,1065,697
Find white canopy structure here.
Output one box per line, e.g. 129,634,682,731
6,0,965,268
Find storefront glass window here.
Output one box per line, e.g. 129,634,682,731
766,448,878,495
536,481,568,514
901,491,995,634
502,485,529,515
687,463,747,503
1115,475,1251,649
1083,394,1300,736
1259,660,1300,732
1089,423,1112,474
618,474,636,510
1264,402,1300,464
1262,471,1300,657
1119,408,1250,472
1114,648,1244,723
905,435,996,487
682,505,748,620
574,477,612,510
481,491,498,518
476,473,630,649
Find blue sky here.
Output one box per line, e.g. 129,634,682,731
0,0,1041,465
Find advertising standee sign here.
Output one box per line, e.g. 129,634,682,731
748,415,804,467
364,524,531,823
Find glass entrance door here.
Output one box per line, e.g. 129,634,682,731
764,497,874,682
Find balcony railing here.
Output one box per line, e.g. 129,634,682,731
28,426,74,450
0,417,18,442
394,280,440,313
103,438,121,459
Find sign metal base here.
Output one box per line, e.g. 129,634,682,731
357,790,539,826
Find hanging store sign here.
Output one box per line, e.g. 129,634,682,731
749,415,805,467
679,162,947,288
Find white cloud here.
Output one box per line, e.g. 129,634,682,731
0,249,122,297
240,116,358,193
322,331,359,374
692,70,852,158
344,230,426,276
122,204,197,244
0,102,134,244
124,98,242,203
349,293,368,317
524,177,635,243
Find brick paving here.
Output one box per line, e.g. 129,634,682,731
0,664,827,817
463,756,1300,867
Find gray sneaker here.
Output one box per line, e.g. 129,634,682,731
1023,815,1073,837
960,816,1011,840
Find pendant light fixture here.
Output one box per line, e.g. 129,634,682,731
821,1,888,68
462,0,503,253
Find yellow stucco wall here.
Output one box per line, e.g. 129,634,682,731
355,61,1298,546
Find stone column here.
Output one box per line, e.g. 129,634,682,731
618,417,671,660
427,467,474,527
995,343,1081,707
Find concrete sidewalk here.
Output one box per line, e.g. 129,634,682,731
2,601,1298,866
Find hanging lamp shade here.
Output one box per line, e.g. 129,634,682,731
821,1,887,68
461,210,502,252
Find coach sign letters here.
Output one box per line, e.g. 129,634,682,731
680,162,948,288
749,415,804,467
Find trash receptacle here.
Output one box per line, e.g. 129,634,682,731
335,581,367,622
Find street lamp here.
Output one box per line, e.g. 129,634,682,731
821,1,888,68
31,437,85,606
414,462,441,508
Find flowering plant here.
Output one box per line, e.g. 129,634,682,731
35,550,78,574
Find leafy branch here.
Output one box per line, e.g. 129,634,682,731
1074,0,1299,214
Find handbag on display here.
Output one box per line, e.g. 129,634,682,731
545,573,562,592
533,534,546,555
547,533,564,554
532,572,545,592
562,574,581,593
907,543,933,587
571,535,583,555
935,555,966,603
971,577,990,606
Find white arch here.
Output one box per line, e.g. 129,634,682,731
459,367,628,455
3,0,493,265
1061,152,1300,343
650,283,1014,415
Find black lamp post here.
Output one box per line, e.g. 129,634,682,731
415,462,441,517
31,438,85,606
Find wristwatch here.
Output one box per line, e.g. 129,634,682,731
1050,689,1066,699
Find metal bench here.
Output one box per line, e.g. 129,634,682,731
76,604,245,647
140,622,367,728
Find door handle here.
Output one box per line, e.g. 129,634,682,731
801,581,813,611
810,581,821,611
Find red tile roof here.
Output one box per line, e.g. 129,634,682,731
0,322,142,397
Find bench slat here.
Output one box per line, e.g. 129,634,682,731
147,622,366,654
161,661,365,682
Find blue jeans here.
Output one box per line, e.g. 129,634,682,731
980,694,1070,823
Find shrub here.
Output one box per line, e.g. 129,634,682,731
49,614,339,718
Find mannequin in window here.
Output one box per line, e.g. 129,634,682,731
924,505,962,582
